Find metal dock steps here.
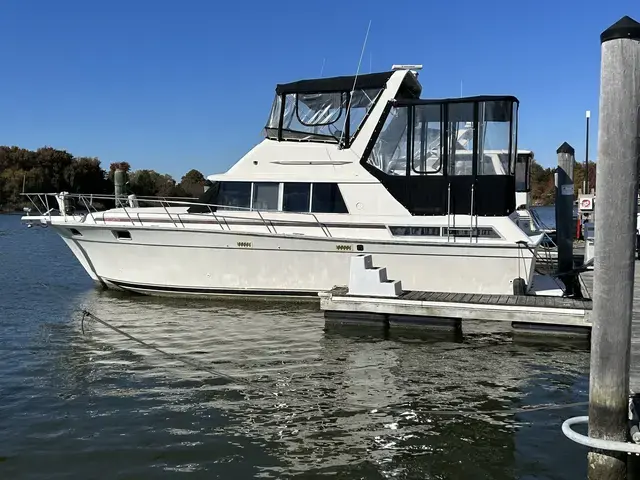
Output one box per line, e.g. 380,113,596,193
318,254,592,335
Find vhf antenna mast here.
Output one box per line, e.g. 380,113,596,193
339,20,372,147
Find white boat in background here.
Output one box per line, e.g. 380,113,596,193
22,65,555,298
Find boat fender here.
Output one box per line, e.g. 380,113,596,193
512,277,527,296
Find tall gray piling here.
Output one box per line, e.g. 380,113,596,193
555,142,576,293
588,15,640,480
114,169,126,207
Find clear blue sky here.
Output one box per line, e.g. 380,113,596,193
0,0,637,180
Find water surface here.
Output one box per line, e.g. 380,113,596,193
0,214,590,479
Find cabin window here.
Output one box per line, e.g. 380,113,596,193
277,93,346,143
283,183,311,212
412,104,442,174
68,228,82,236
296,92,344,126
264,95,282,139
477,100,514,176
264,88,383,145
366,105,410,175
252,182,279,211
389,226,441,236
218,182,251,210
311,183,348,213
446,102,475,176
442,227,500,238
200,181,348,213
347,88,384,139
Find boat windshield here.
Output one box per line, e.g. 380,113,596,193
264,88,383,144
263,71,422,145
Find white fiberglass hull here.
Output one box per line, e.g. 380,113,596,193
52,224,536,297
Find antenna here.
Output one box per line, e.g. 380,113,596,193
320,58,326,77
460,80,463,98
340,19,372,146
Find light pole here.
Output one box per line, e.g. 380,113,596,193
585,110,591,193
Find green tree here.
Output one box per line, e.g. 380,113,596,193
128,169,184,197
179,169,206,197
529,159,554,205
68,157,107,194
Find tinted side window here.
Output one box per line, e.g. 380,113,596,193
252,182,279,210
218,182,251,210
390,226,441,236
283,183,310,212
311,183,348,213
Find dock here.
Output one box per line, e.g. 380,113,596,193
320,286,592,332
319,254,593,336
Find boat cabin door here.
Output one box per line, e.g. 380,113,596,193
443,98,519,217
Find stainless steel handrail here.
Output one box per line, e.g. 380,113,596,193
20,192,334,238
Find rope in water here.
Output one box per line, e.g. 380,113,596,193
79,308,593,418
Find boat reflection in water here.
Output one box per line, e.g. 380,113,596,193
65,288,589,478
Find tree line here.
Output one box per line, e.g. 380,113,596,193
530,159,596,206
0,145,596,211
0,146,206,211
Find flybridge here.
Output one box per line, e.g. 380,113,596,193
264,69,421,146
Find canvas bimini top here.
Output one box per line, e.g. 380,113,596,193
274,71,421,96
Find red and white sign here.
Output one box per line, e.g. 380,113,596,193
579,197,594,211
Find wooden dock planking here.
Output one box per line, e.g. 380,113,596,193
321,285,592,327
326,286,592,310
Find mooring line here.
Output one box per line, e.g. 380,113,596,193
81,310,245,386
79,308,592,418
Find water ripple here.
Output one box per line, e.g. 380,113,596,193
0,214,591,479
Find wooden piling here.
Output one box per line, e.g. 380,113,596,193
588,15,640,480
114,168,126,207
555,142,576,294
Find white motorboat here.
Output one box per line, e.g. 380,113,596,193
22,65,550,298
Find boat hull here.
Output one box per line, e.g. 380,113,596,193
53,224,536,297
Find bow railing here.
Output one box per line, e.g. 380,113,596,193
20,192,334,238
